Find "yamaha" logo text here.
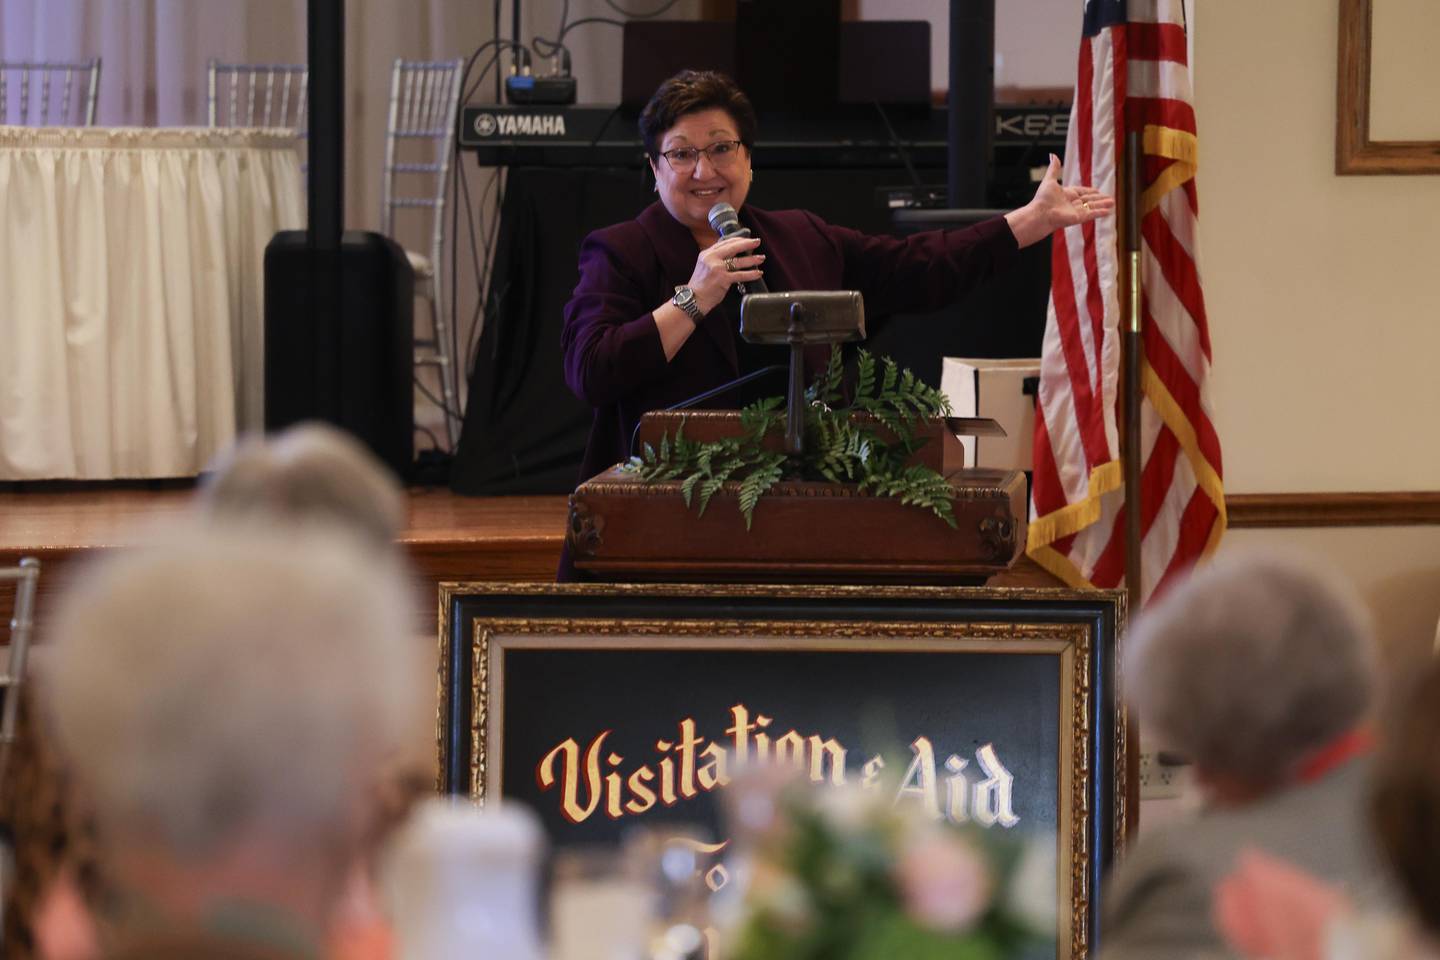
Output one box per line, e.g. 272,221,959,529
472,112,568,138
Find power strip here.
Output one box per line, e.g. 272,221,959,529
1137,750,1187,800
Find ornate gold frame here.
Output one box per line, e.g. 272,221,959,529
438,581,1127,960
1336,0,1440,174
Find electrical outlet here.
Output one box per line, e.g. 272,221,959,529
1138,750,1186,800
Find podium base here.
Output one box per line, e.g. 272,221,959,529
568,466,1026,585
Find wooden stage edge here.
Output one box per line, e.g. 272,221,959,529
0,485,1074,637
0,487,570,636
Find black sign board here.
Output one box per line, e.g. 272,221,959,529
440,583,1125,957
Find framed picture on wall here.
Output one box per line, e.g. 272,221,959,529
1336,0,1440,174
438,582,1127,959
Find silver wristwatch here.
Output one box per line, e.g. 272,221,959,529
672,285,703,322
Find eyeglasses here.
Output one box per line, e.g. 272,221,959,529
659,140,744,172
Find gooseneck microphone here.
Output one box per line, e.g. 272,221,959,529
707,202,769,294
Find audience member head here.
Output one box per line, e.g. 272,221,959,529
1372,659,1440,940
197,422,405,551
1124,548,1377,804
42,524,428,940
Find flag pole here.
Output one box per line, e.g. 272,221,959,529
1122,129,1145,840
1123,131,1143,604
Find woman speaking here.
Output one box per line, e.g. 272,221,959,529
559,70,1111,578
563,69,1111,484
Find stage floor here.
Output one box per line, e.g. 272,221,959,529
0,486,570,635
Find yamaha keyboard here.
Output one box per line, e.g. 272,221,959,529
457,104,1067,170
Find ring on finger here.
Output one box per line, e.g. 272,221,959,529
723,256,738,272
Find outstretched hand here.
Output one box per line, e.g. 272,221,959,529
1036,153,1115,228
1004,153,1116,248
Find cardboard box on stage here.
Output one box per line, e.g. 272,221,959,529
940,357,1041,471
568,411,1026,585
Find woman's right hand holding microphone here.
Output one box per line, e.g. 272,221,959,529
686,235,765,316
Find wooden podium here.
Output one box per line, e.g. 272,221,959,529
567,410,1028,585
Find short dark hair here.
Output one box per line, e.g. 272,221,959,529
639,70,757,161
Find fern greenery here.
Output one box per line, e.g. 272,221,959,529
623,347,955,529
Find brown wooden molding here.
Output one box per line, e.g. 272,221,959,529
1227,491,1440,528
1336,0,1440,174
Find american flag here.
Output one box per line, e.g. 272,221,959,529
1027,0,1225,604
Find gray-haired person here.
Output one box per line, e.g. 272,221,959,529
41,524,428,958
197,422,406,550
1099,548,1393,960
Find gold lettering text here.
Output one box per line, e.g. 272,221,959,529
775,731,806,771
896,736,941,819
754,714,773,763
808,736,847,786
972,742,1020,828
726,704,756,768
678,718,703,800
862,754,885,789
605,752,625,819
944,754,970,823
537,732,608,825
697,741,730,790
626,766,657,815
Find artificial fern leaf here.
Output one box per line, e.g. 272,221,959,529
881,357,899,394
737,454,785,529
855,351,876,401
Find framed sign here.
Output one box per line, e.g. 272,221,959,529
439,583,1127,959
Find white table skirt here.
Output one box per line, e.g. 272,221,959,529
0,125,304,479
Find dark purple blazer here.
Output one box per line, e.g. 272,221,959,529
561,201,1020,487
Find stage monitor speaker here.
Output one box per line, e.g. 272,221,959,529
263,229,415,479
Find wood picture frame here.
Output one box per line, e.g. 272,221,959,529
438,582,1127,959
1336,0,1440,174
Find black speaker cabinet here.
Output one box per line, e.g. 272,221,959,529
263,230,415,478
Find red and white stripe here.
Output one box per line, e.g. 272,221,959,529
1028,0,1225,604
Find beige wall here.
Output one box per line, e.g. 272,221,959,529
1192,0,1440,660
1222,526,1440,666
1196,0,1440,493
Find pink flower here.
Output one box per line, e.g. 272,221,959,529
894,830,994,933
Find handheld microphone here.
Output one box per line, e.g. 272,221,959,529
707,202,768,294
